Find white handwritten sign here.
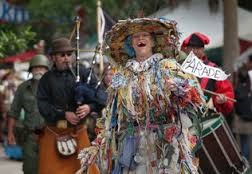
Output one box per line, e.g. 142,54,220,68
181,52,230,81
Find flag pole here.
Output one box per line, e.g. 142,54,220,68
203,89,237,102
75,16,81,83
97,0,104,77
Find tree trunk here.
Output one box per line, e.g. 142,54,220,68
223,0,239,76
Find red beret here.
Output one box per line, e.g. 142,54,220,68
181,32,210,48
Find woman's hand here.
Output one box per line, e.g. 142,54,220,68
77,146,99,170
165,78,177,92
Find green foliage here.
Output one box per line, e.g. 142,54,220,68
0,0,197,54
26,0,169,40
102,0,168,19
26,0,96,49
0,25,36,58
6,0,189,48
27,0,89,32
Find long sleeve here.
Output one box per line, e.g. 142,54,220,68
212,79,234,115
37,73,65,123
8,84,22,120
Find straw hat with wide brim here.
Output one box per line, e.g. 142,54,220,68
104,18,180,65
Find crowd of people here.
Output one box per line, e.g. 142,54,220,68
0,17,251,174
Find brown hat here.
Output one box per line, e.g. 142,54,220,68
50,37,75,54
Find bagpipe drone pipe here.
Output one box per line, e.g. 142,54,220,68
73,16,107,109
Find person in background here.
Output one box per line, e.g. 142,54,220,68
85,64,114,141
232,55,252,163
7,54,49,174
101,64,114,89
88,64,114,142
1,71,17,116
181,32,235,124
37,37,104,174
0,71,18,143
0,87,5,143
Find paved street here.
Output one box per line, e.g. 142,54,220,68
0,143,22,174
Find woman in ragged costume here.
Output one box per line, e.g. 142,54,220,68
76,18,206,174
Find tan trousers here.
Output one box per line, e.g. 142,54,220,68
38,126,100,174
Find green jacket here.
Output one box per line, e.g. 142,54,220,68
8,79,45,131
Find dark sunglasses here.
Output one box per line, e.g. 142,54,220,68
57,52,72,57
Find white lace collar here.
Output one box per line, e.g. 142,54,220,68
125,53,164,73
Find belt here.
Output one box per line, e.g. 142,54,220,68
56,120,68,128
47,120,85,129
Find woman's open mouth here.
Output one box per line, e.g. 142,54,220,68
137,42,146,47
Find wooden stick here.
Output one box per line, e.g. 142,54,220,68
203,89,237,103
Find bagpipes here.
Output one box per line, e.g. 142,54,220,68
73,16,107,108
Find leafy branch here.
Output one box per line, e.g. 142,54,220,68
0,26,36,59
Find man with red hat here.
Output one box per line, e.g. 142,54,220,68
181,32,235,119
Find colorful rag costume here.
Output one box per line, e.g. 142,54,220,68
77,18,206,174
